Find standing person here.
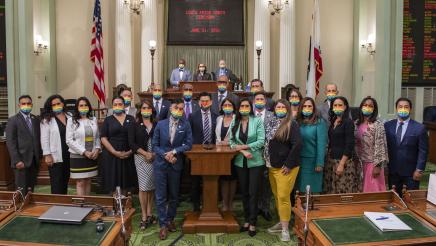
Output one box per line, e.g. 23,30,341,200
296,97,327,194
100,97,136,194
229,98,265,237
355,96,389,192
128,100,157,229
324,96,359,194
40,95,71,194
216,98,237,212
153,99,192,240
211,75,239,115
6,95,41,195
248,79,274,111
193,63,212,81
214,59,234,81
170,59,192,87
66,97,101,196
318,83,339,125
182,83,199,120
107,88,137,117
385,97,428,195
188,92,218,211
264,99,301,242
152,84,171,121
287,88,303,118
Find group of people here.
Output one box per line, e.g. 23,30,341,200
5,76,429,242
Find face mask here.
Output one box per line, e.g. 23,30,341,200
327,93,337,101
183,91,192,101
223,106,233,115
333,107,345,116
302,108,313,117
20,105,32,114
251,87,260,95
219,64,226,69
52,105,63,114
218,84,227,93
78,106,89,116
397,109,410,120
141,109,152,118
199,67,205,72
112,106,124,115
290,98,300,106
200,101,211,110
254,99,266,110
153,91,162,100
239,108,250,116
178,64,185,69
275,108,287,118
361,106,374,116
123,96,132,106
171,109,183,119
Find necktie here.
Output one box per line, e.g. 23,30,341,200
170,121,177,144
203,112,211,144
185,103,191,119
26,116,33,133
396,122,404,144
219,94,224,104
155,101,160,115
257,112,262,117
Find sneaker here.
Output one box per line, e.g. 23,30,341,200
267,222,282,233
281,229,291,242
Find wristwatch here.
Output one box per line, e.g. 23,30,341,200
172,149,177,155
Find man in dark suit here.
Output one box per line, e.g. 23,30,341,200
385,97,429,196
214,60,234,81
211,75,239,115
169,59,192,87
182,83,200,120
248,79,274,111
152,84,171,121
188,92,218,211
6,95,41,195
152,99,193,240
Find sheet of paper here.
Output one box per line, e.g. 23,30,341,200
427,173,436,205
364,212,412,232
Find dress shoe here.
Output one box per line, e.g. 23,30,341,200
259,210,273,221
239,225,249,232
167,221,177,232
159,227,168,240
248,229,257,237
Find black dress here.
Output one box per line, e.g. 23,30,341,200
100,115,137,193
220,124,237,181
49,117,70,194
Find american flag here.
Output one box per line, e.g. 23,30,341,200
90,0,106,106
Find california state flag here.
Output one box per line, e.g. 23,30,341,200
306,0,323,98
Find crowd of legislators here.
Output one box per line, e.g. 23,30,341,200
5,75,428,241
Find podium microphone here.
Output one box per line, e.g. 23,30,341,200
303,185,310,246
115,186,126,235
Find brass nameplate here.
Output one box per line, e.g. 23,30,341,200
340,195,354,203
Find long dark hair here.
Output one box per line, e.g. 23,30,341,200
357,96,379,125
329,96,350,127
273,99,293,142
219,97,236,116
42,94,66,122
73,97,93,126
135,99,156,124
296,97,320,125
231,98,254,137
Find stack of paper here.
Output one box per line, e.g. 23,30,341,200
364,212,412,232
427,173,436,205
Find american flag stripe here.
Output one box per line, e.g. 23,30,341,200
91,0,105,106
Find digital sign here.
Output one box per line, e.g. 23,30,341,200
167,0,244,45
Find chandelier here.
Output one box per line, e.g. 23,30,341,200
123,0,144,15
268,0,289,15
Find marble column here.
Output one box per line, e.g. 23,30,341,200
140,0,158,91
115,0,133,87
253,0,271,91
279,0,296,97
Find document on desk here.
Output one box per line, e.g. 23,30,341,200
364,212,412,232
427,173,436,205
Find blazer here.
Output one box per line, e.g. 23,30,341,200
152,117,193,171
193,72,212,81
153,99,171,121
211,91,240,115
66,117,101,155
40,113,72,163
214,68,233,80
229,116,265,168
184,100,200,120
6,113,41,168
128,121,155,153
268,120,302,169
318,100,352,126
328,118,355,159
261,110,274,128
215,115,234,144
300,119,328,166
188,109,218,144
248,96,275,112
384,119,428,176
170,68,192,87
107,107,137,117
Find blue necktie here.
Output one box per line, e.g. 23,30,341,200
203,112,211,144
396,122,404,144
155,101,160,115
26,116,33,134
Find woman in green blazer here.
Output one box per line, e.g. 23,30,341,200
229,98,265,237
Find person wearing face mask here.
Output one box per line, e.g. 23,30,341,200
152,84,171,121
214,59,234,81
211,75,240,115
193,63,212,81
188,92,218,211
170,59,192,87
354,96,389,193
6,95,41,195
287,88,303,118
40,95,72,194
100,97,136,194
318,83,350,125
152,99,192,240
324,96,359,194
181,83,199,120
248,79,274,111
66,97,101,196
107,89,137,117
384,97,428,196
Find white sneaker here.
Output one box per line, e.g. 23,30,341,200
267,222,282,233
281,229,291,242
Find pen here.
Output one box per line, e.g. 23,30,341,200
376,216,389,220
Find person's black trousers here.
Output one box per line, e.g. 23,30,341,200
236,165,263,226
258,166,272,213
191,175,202,210
48,161,70,194
14,158,38,195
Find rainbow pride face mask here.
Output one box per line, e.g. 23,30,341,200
141,109,152,118
218,84,227,93
275,108,287,118
153,91,162,100
20,105,32,114
78,106,89,116
183,91,192,101
361,106,374,116
254,99,266,109
289,98,300,106
112,106,124,115
239,108,250,116
123,96,132,106
397,109,410,119
52,105,63,114
333,107,345,116
302,108,313,117
327,93,337,101
171,109,183,119
223,106,233,115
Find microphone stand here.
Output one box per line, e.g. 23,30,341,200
115,187,127,245
303,185,310,246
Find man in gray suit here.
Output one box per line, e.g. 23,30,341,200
170,59,192,88
211,75,239,115
318,83,350,125
107,88,137,117
6,95,41,194
181,83,200,120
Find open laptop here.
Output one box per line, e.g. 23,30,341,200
38,206,93,224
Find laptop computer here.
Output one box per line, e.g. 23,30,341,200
38,206,93,224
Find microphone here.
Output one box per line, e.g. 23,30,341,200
303,185,310,246
114,186,126,234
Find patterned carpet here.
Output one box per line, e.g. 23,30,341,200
34,186,298,245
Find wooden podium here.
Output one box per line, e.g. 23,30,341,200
182,144,239,234
425,122,436,163
0,139,14,191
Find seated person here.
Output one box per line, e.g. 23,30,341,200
211,75,240,115
193,63,212,81
170,59,192,87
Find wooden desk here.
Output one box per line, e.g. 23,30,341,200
424,122,436,163
0,192,135,245
293,191,436,245
404,189,436,227
179,81,228,92
138,91,274,101
182,145,239,234
0,139,14,191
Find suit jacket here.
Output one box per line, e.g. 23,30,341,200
184,100,200,120
211,91,240,115
384,119,429,176
107,106,137,117
6,113,41,168
248,96,275,112
193,72,212,81
262,110,274,128
152,117,193,171
153,99,171,121
188,109,218,144
318,100,352,126
40,113,72,163
214,68,233,80
170,68,192,87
